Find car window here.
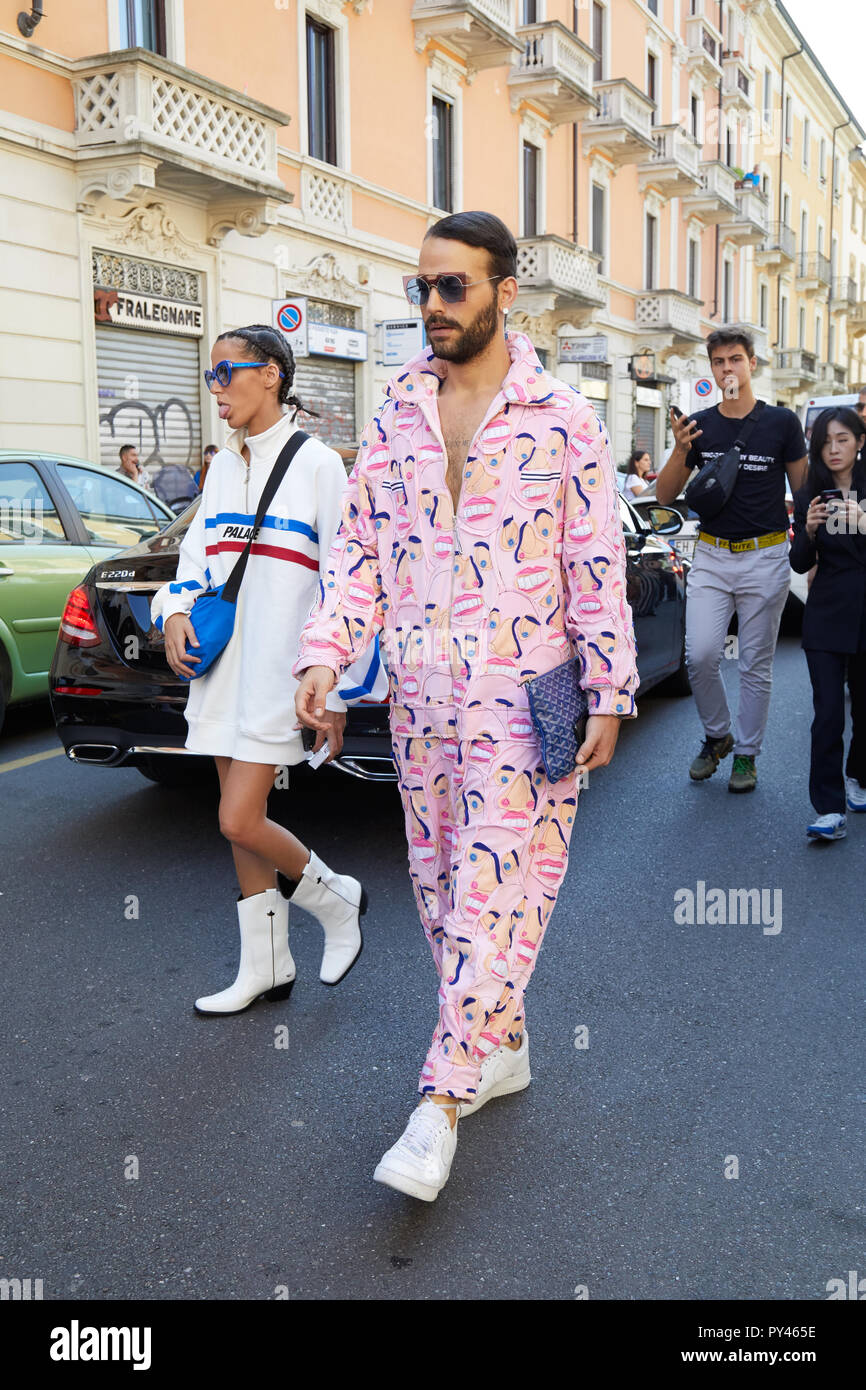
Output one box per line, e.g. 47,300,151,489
0,461,67,544
619,496,647,534
56,463,165,546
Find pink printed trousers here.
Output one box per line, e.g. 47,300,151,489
391,720,580,1101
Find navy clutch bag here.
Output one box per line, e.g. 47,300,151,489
524,657,590,782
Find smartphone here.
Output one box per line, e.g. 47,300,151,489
301,725,317,752
670,405,684,420
820,488,844,503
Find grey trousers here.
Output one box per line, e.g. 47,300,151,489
685,538,791,758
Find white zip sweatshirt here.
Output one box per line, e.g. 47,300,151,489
151,411,349,765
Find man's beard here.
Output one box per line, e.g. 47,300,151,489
427,292,501,364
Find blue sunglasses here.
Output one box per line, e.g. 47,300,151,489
204,360,286,390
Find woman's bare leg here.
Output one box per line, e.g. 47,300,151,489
214,756,311,898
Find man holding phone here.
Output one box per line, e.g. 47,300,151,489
656,328,807,792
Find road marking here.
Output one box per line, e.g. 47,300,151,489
0,747,66,774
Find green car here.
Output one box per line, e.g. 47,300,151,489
0,451,175,733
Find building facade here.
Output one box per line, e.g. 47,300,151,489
1,0,864,478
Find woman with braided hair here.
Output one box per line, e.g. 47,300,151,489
152,324,367,1013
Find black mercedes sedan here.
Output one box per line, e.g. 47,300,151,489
50,493,689,787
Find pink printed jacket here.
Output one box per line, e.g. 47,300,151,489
294,331,638,739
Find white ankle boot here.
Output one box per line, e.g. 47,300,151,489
194,888,295,1015
279,849,365,985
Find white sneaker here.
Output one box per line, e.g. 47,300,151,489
459,1031,531,1118
845,778,866,812
373,1101,460,1202
806,813,847,840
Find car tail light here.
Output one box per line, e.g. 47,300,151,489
59,586,101,647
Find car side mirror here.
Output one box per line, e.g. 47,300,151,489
626,530,648,551
648,506,683,536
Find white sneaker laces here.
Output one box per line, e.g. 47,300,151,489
400,1102,457,1159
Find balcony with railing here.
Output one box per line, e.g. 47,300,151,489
637,124,701,197
584,79,656,167
796,252,832,293
516,236,604,317
849,295,866,334
718,185,769,246
775,348,819,388
71,49,291,238
411,0,521,72
685,2,723,84
754,221,796,266
721,53,755,110
635,289,703,343
830,276,858,312
508,21,598,123
817,362,849,391
683,160,739,224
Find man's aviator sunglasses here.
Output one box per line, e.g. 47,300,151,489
204,360,285,390
402,272,502,306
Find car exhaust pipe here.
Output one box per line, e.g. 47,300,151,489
67,743,124,765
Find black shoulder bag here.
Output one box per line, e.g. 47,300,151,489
684,401,766,522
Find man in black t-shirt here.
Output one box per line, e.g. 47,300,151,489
656,327,807,792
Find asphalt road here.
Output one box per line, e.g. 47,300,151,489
1,638,863,1301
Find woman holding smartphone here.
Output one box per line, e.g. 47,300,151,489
151,324,366,1011
790,406,866,841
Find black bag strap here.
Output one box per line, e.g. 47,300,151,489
221,429,310,604
732,399,766,452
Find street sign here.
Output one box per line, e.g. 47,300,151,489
630,352,656,381
307,321,368,361
272,296,309,358
380,318,425,365
687,376,719,412
559,334,608,363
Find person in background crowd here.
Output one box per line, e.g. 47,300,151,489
855,389,866,430
194,445,218,492
655,327,807,793
622,449,653,500
117,444,153,490
790,406,866,841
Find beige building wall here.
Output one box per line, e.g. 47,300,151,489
1,0,864,474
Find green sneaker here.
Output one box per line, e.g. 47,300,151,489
689,732,735,781
728,755,758,793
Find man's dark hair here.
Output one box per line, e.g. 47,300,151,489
425,210,518,283
806,406,866,496
705,327,756,361
119,444,135,460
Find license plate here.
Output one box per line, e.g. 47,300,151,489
676,536,696,560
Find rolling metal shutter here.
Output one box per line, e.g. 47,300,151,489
95,326,202,471
588,397,607,423
634,404,656,458
292,357,357,449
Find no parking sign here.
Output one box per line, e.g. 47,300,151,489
272,296,309,358
688,376,718,412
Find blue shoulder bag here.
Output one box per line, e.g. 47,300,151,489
179,430,310,680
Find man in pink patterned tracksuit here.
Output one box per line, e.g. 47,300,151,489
295,212,638,1202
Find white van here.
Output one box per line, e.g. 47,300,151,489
801,393,859,439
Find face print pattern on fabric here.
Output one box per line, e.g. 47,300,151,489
294,332,638,731
392,724,580,1101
